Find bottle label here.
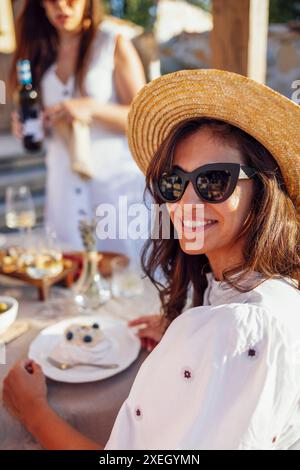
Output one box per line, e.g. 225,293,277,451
17,60,32,86
23,117,44,142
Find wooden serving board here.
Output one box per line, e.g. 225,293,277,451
0,256,77,301
0,251,128,301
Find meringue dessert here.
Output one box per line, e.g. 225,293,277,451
50,322,113,365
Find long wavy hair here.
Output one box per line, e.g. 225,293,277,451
9,0,103,94
142,118,300,324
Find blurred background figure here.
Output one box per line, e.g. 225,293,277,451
3,0,300,256
10,0,146,258
0,0,16,53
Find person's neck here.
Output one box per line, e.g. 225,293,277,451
206,241,245,281
58,29,81,46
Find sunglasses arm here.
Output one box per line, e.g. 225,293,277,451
239,167,256,179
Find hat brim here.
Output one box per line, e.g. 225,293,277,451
127,69,300,212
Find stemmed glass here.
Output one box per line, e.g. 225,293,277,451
30,227,78,321
5,185,36,246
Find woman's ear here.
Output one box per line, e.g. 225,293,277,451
82,0,92,30
82,18,92,30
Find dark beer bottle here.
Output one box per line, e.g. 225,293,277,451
16,60,44,152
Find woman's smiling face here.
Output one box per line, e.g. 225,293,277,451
167,126,254,257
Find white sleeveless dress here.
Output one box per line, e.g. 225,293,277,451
41,23,146,258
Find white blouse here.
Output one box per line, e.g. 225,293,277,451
104,272,300,450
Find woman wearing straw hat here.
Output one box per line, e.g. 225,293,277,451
3,69,300,450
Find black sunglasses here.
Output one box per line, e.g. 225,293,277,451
154,163,257,204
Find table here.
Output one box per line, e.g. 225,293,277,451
1,276,300,450
0,276,160,450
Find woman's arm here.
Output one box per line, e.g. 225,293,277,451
90,34,147,132
3,360,104,450
0,0,16,54
45,35,146,133
28,402,103,450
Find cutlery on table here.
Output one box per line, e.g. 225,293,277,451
47,357,119,370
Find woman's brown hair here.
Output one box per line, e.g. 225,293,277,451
9,0,103,94
142,118,300,325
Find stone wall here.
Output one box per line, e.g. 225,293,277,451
267,24,300,98
159,23,300,101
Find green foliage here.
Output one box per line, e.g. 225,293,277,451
104,0,300,28
123,0,157,29
104,0,210,29
103,0,157,29
269,0,300,22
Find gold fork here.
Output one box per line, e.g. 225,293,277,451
47,356,119,370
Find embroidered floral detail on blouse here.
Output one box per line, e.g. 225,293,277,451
134,406,142,420
247,347,258,359
182,367,193,381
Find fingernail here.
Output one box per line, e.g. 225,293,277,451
25,360,34,374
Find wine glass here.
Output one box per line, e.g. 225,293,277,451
111,256,144,299
5,185,36,246
29,227,77,320
25,227,64,280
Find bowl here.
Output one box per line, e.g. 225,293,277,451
0,297,19,335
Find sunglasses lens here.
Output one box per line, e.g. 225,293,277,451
196,170,231,202
158,172,184,202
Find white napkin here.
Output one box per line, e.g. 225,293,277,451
54,119,93,180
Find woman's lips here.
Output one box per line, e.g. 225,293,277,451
56,15,71,24
177,218,218,234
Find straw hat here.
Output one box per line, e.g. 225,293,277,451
127,69,300,213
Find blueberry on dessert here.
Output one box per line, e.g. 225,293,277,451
66,331,73,341
83,335,93,343
63,323,103,347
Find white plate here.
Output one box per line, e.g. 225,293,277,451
28,315,141,383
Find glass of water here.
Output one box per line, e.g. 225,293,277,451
5,185,36,243
111,256,144,298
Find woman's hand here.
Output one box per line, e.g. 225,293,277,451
128,314,170,352
44,98,94,126
3,359,48,429
3,359,103,449
12,110,50,138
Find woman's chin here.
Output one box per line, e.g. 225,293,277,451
178,238,210,255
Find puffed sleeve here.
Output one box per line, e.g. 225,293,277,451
105,303,300,450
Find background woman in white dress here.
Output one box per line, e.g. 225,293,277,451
11,0,146,256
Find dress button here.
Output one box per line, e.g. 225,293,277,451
78,209,87,216
75,188,82,195
247,348,258,359
181,366,193,381
134,406,142,420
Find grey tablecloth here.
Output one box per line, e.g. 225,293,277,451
0,277,160,450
